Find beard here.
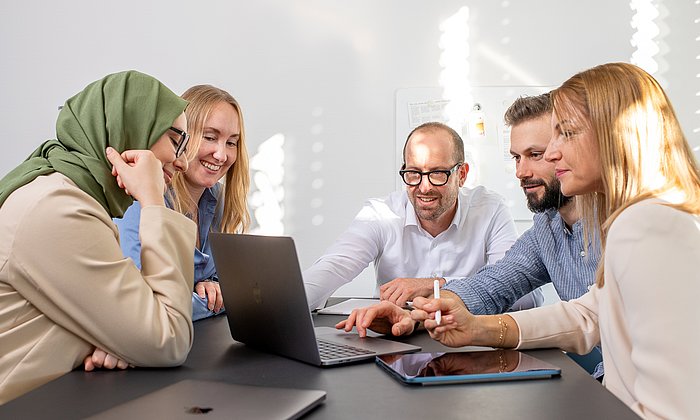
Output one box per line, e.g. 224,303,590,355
412,193,449,221
409,185,458,223
523,177,572,213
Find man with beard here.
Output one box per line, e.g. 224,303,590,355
303,122,518,310
439,93,598,314
336,94,603,377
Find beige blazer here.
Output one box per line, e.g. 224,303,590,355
510,199,700,419
0,173,196,404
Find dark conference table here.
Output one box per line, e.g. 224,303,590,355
0,312,637,419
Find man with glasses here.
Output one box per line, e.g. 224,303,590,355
336,94,603,379
303,122,518,310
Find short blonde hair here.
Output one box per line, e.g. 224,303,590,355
552,62,700,286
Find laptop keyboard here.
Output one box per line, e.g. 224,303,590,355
317,339,374,360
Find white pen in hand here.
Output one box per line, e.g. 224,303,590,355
433,279,441,325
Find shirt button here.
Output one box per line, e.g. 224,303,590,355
580,250,586,257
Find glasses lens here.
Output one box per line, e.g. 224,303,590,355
176,133,189,157
402,171,421,186
170,127,189,158
428,172,449,186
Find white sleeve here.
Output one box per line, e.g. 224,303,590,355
303,201,384,310
510,285,601,354
485,201,518,265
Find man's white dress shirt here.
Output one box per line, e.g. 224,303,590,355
303,186,518,309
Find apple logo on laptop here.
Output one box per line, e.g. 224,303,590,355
253,282,263,305
185,406,213,414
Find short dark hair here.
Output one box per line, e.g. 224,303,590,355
402,122,464,166
503,93,552,127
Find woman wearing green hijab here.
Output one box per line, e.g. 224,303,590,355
0,71,198,404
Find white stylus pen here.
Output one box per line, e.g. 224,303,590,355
433,279,441,325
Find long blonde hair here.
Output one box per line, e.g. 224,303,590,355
170,85,250,233
552,62,700,286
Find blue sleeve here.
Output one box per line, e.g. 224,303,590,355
443,226,551,315
113,200,144,269
192,293,219,321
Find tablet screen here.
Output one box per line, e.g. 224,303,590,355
376,350,561,385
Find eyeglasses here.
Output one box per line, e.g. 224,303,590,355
399,163,462,186
169,126,190,158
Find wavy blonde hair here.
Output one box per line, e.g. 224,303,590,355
552,62,700,286
170,85,250,233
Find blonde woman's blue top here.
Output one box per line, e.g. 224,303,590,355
114,183,223,321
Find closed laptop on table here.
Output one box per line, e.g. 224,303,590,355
88,379,326,420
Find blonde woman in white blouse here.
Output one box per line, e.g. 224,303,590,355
412,62,700,419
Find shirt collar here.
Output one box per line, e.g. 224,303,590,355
164,184,219,208
200,185,218,204
547,208,582,236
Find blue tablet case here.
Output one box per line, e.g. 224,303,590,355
376,350,561,385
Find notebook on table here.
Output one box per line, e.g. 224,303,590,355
88,379,326,420
210,233,421,366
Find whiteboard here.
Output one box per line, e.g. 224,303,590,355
395,86,554,221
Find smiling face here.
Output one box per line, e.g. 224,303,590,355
183,101,240,193
544,112,603,197
404,127,467,232
510,114,570,212
149,112,189,184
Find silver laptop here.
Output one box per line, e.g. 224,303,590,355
88,379,325,420
210,233,421,366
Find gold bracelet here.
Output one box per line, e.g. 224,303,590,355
497,316,508,348
498,350,507,372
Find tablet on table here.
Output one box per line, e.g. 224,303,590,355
376,350,561,385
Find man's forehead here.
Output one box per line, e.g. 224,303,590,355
510,116,551,151
406,129,453,152
405,144,454,167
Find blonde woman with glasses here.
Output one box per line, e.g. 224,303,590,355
413,62,700,418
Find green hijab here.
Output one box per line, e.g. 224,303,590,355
0,70,187,218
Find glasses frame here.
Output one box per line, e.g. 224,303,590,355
399,163,462,187
169,126,190,158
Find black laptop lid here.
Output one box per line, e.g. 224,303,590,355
210,233,322,365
